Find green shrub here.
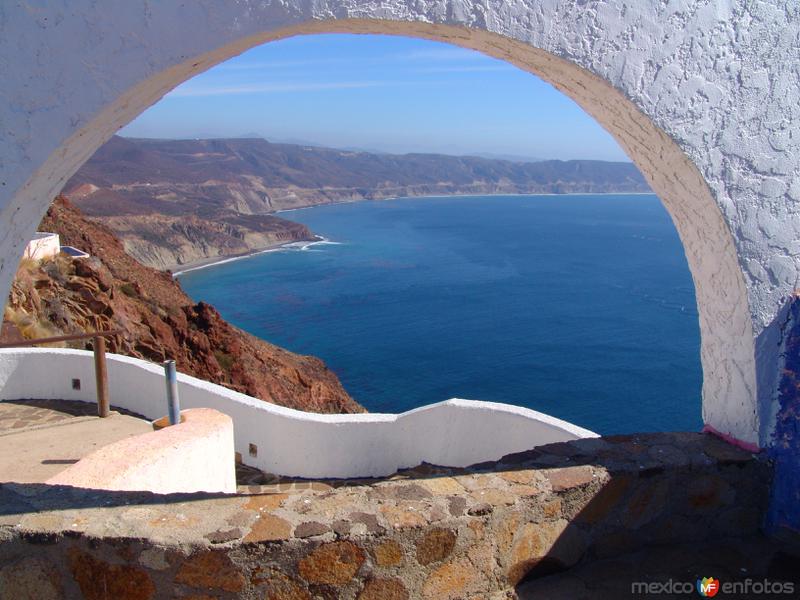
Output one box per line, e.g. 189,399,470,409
119,282,137,297
214,350,234,373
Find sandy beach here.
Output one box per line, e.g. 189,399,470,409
170,237,323,277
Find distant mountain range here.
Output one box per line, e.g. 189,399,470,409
64,136,650,270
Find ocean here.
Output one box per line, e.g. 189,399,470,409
178,194,702,435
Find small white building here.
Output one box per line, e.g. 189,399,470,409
23,232,60,261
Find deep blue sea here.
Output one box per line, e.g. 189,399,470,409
179,194,702,435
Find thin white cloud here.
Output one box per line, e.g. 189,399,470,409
417,65,514,74
217,58,349,70
168,79,444,98
393,47,487,61
214,46,495,72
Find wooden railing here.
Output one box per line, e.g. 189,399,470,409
0,329,124,417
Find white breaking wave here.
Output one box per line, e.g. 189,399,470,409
172,237,340,277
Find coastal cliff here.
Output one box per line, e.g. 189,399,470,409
2,197,364,414
65,135,650,270
100,212,314,271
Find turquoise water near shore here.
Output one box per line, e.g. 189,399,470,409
179,194,702,435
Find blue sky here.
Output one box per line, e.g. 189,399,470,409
121,34,629,162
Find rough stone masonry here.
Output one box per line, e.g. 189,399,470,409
0,0,798,552
0,433,770,598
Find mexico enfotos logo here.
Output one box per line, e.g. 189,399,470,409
631,576,795,596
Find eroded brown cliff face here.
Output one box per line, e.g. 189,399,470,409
2,196,364,414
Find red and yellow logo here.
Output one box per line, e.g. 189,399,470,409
697,577,720,597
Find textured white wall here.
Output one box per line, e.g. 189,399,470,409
0,349,596,479
0,2,796,447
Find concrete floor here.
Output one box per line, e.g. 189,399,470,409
0,399,152,483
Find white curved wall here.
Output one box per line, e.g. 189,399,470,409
0,2,797,448
0,348,596,479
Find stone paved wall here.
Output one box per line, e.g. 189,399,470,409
0,432,769,599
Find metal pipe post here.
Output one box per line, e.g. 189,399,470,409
164,360,180,425
93,335,110,418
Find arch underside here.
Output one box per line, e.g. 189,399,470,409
0,15,758,445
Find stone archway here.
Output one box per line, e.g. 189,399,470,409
2,3,797,449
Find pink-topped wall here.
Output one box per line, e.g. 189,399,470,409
47,408,236,494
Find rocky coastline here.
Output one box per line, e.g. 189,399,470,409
2,197,364,415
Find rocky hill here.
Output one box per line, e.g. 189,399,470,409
2,197,364,414
65,135,650,269
98,211,314,272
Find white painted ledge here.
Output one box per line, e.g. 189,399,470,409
47,407,236,494
0,348,596,479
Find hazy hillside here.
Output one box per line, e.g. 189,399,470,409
64,136,650,269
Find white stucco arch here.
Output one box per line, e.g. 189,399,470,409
2,2,797,448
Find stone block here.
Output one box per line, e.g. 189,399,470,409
374,540,404,567
648,444,689,466
467,540,495,567
245,493,289,512
371,483,433,501
350,511,383,534
416,528,457,565
686,474,733,512
174,550,245,593
70,548,156,600
298,541,365,586
357,578,409,600
700,436,755,464
470,487,518,506
332,519,352,535
575,475,632,525
498,469,536,485
543,498,562,519
295,521,329,538
467,502,493,516
0,557,62,600
380,505,427,529
419,476,465,495
256,569,311,600
544,466,595,492
422,558,479,599
510,484,542,497
244,513,292,542
138,548,169,571
495,511,522,555
443,497,464,518
505,519,586,584
455,474,499,492
204,527,243,544
622,479,669,529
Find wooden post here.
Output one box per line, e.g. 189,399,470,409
93,335,110,418
0,329,122,419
